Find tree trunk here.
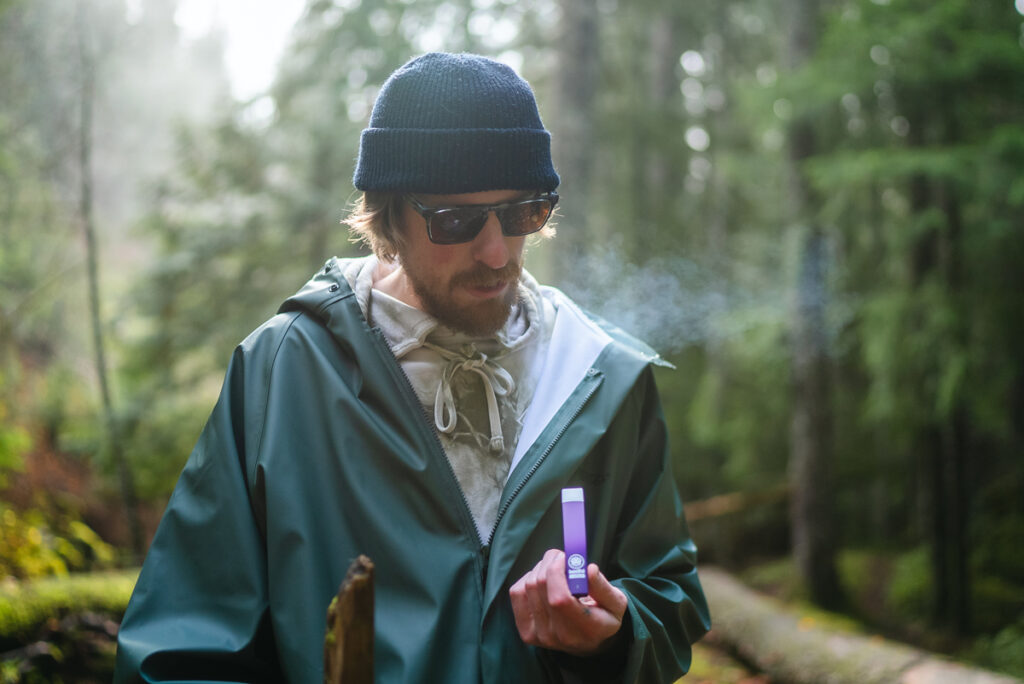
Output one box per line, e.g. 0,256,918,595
905,108,972,635
643,12,677,224
938,169,971,635
76,0,144,560
551,0,599,252
941,408,970,634
788,222,843,609
307,143,333,270
784,0,843,610
324,555,375,684
705,1,732,422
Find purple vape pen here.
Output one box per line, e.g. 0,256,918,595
561,487,589,597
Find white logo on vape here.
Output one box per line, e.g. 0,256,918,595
567,553,585,570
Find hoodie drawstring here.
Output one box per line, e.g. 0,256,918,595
424,343,515,453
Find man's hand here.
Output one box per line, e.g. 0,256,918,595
508,549,628,656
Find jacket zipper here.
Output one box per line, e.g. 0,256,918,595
368,326,486,566
369,320,602,596
486,370,602,546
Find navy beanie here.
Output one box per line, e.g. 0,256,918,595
353,52,560,194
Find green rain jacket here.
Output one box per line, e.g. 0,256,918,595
114,258,710,683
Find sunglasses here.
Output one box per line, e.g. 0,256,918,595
405,192,559,245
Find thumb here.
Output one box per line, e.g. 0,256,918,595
586,564,628,619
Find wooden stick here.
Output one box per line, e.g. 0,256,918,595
324,555,374,684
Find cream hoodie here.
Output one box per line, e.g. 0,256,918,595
340,256,555,543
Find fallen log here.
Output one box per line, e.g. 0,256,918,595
684,484,789,522
700,566,1021,684
324,555,374,684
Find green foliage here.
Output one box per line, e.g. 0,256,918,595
966,618,1024,680
1,0,238,540
885,547,933,620
0,569,136,640
686,312,791,490
0,505,115,581
972,480,1024,582
0,421,28,488
971,576,1024,636
742,556,808,603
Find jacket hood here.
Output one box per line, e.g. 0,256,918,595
279,256,370,319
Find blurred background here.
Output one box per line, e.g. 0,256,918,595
1,0,1022,680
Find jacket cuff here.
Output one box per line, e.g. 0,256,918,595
550,609,633,683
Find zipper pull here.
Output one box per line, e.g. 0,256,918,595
480,543,491,585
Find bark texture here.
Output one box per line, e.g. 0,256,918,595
324,555,375,684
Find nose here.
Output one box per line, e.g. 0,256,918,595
471,211,512,269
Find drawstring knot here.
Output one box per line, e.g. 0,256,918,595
425,343,514,453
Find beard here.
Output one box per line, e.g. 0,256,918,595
400,256,522,336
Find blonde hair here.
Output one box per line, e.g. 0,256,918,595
342,192,407,262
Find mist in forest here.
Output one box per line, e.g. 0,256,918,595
554,246,787,355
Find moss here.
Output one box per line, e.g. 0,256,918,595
788,601,865,634
683,642,759,683
0,569,138,641
0,504,117,580
739,557,806,602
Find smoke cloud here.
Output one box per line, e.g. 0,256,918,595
550,242,830,357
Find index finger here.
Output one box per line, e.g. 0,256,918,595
543,550,582,608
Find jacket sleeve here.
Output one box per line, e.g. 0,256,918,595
559,367,711,684
114,345,287,683
617,368,710,682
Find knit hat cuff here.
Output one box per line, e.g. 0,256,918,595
354,127,559,194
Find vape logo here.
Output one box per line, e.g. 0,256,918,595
567,553,586,574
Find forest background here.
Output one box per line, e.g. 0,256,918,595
1,0,1023,679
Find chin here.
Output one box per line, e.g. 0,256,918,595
438,295,514,336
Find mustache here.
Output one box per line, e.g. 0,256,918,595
451,261,522,289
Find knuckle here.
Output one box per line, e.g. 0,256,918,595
549,593,575,610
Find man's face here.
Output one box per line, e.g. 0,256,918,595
394,189,529,336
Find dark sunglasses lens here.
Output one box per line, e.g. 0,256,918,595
428,208,488,244
498,199,554,236
424,197,555,244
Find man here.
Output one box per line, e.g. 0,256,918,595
115,52,709,683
